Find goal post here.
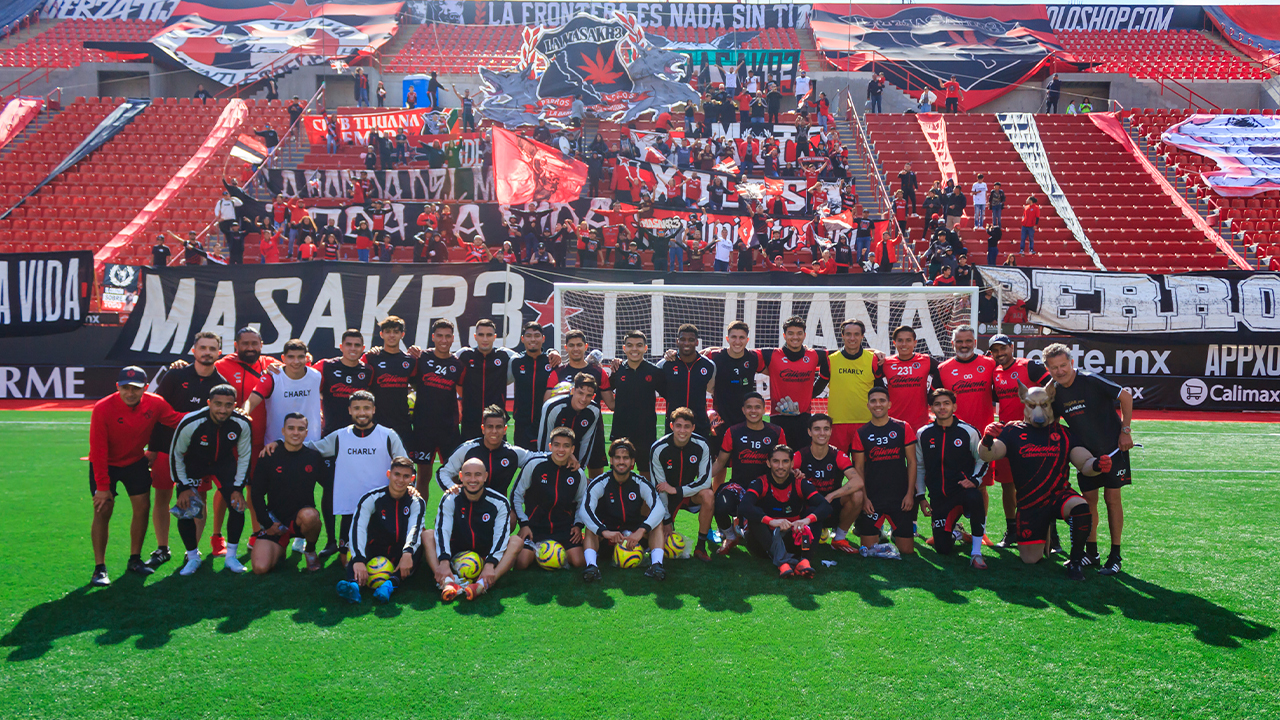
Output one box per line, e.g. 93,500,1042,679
552,283,979,360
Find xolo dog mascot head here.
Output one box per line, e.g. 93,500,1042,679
1017,382,1057,427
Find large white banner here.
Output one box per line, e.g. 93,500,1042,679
1161,114,1280,198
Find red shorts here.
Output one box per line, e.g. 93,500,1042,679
991,458,1012,485
197,475,221,493
830,423,859,453
150,452,172,489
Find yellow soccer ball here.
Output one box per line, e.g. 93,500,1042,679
452,551,484,582
664,532,687,556
551,380,574,396
366,556,394,588
535,539,566,570
614,542,644,569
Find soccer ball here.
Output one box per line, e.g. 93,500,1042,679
406,389,416,411
452,551,484,582
664,532,687,556
551,381,573,396
614,542,644,569
366,556,394,588
535,539,566,569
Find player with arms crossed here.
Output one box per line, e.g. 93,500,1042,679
850,387,919,556
1045,343,1135,575
579,439,670,581
604,330,665,474
938,324,998,544
407,320,464,494
511,427,589,570
362,316,416,450
457,319,522,440
336,457,426,604
756,316,830,446
882,325,943,433
988,333,1051,548
538,373,604,470
978,383,1115,580
915,389,988,568
826,320,883,453
649,407,715,560
794,413,867,553
711,392,786,554
249,412,324,573
436,405,531,495
509,322,557,449
739,446,834,578
704,321,762,486
426,458,523,601
658,324,717,437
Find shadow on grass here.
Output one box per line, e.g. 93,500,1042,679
3,545,1271,660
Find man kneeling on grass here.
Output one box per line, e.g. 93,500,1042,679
739,445,833,578
250,413,324,573
336,457,426,604
424,458,522,601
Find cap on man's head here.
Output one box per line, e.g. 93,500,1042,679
988,333,1013,348
117,366,148,388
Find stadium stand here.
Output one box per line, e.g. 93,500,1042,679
0,20,161,69
1056,29,1268,80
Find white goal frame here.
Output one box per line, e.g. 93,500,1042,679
552,283,979,358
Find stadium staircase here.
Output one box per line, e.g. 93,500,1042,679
0,103,59,159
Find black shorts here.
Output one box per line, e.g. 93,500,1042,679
591,521,647,537
819,496,844,530
345,546,423,582
929,488,983,536
610,424,655,472
770,413,811,449
409,422,461,464
525,526,583,551
513,416,539,450
253,519,304,548
88,458,151,498
587,434,606,470
663,492,704,522
1077,451,1132,492
855,497,919,539
1016,489,1083,546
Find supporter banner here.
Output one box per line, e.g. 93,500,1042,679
621,158,840,215
1045,5,1204,33
0,98,43,154
267,166,494,202
811,4,1061,111
405,1,811,28
1207,6,1280,66
109,262,916,361
684,49,800,89
149,0,402,86
1160,114,1280,198
40,0,176,20
0,98,150,221
301,108,449,146
493,127,588,205
979,266,1280,344
0,251,92,338
303,199,604,244
479,12,700,126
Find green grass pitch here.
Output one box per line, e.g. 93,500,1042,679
0,411,1277,719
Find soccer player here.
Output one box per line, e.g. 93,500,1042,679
978,383,1114,580
457,319,521,440
756,316,830,446
436,405,531,495
850,387,919,556
408,320,464,493
249,412,324,574
914,389,987,568
794,413,867,553
426,458,522,601
603,330,665,473
511,427,588,570
545,329,611,472
711,392,786,554
938,324,997,542
649,407,715,560
579,439,669,581
245,339,321,446
882,324,943,432
88,367,185,586
362,316,416,448
147,331,227,569
170,384,255,575
988,333,1051,547
1045,343,1135,575
336,457,426,604
739,446,833,578
826,319,883,453
658,324,716,437
704,321,761,485
537,373,604,471
312,328,374,552
510,322,557,449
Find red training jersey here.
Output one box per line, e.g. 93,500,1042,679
215,353,276,445
993,357,1050,424
939,354,997,429
89,392,184,491
757,347,829,416
881,352,942,432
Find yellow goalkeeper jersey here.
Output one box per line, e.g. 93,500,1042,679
827,349,879,424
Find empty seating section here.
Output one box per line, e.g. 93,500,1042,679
1056,30,1267,80
0,20,162,69
1036,115,1228,273
866,114,1092,270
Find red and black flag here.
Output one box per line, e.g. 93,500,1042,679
492,128,589,206
150,0,403,86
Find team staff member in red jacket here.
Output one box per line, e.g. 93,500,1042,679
88,367,185,587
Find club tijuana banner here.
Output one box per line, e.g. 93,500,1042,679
1160,115,1280,198
810,4,1061,111
979,266,1280,345
300,108,482,147
149,0,402,86
0,252,92,338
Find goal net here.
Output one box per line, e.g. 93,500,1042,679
554,283,978,411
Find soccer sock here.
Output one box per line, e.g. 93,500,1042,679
696,533,707,551
1005,519,1016,536
1109,543,1122,561
1068,506,1091,564
1086,540,1098,558
177,518,199,552
225,543,238,558
584,548,597,567
95,563,107,573
651,549,664,565
226,508,245,545
834,527,847,541
321,484,335,544
338,515,352,546
129,553,141,563
971,534,983,556
157,545,168,553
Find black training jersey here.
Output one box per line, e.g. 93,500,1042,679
851,419,917,504
658,356,716,431
510,453,587,533
250,443,323,524
410,351,463,428
457,347,517,427
997,422,1076,510
649,433,713,495
793,446,852,495
914,419,985,499
547,362,610,406
1051,370,1123,456
169,407,254,489
348,486,426,563
149,364,227,452
579,472,666,534
536,394,603,466
740,475,831,523
314,358,373,436
435,487,512,563
511,351,555,432
435,438,531,495
707,349,761,427
720,421,786,484
608,360,665,438
362,348,415,433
